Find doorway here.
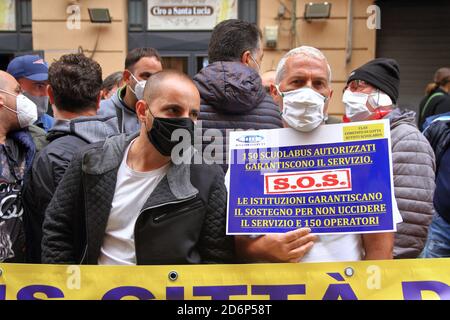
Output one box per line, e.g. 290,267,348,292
160,53,208,77
0,54,14,71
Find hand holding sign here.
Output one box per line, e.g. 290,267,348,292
236,228,318,263
227,120,397,235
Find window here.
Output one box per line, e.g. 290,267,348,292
161,56,189,74
0,0,16,31
19,0,32,31
129,0,145,31
239,0,257,24
0,0,32,32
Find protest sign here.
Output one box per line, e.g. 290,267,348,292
227,120,396,235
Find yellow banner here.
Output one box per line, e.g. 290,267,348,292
0,259,449,300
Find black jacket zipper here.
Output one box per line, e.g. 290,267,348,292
152,201,204,223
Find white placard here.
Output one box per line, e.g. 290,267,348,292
147,0,238,31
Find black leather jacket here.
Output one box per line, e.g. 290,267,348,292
41,133,235,265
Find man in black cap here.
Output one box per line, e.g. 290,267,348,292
342,58,436,259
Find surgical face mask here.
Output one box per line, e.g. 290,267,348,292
367,90,393,108
23,92,49,116
277,86,327,132
128,72,146,100
343,89,392,122
0,89,38,128
145,105,195,157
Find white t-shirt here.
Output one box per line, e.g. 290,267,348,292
98,140,169,265
225,170,403,263
301,200,402,263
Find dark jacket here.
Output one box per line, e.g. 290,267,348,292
23,115,119,262
194,62,283,172
98,86,140,134
423,117,450,170
41,133,235,265
423,118,450,224
0,127,44,263
418,87,450,130
386,109,436,258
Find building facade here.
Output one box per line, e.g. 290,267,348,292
1,0,449,115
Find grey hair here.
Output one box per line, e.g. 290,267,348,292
275,46,332,85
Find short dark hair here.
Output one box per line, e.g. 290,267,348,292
125,48,162,71
48,53,102,112
208,19,262,63
101,71,123,92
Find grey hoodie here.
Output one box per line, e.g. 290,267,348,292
47,115,119,144
98,86,140,134
385,108,436,258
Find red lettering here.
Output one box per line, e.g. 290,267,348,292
322,174,339,187
273,178,289,190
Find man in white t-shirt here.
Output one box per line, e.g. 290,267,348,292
42,70,235,265
234,46,402,263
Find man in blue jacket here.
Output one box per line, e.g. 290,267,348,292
422,118,450,257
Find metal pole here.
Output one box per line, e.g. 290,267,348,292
291,0,297,48
346,0,353,64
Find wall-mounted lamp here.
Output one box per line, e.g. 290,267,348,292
304,2,332,21
88,8,112,23
264,25,279,49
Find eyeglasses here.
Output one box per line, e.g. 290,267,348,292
343,80,372,93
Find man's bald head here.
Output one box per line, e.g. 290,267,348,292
135,69,200,129
0,70,19,92
143,70,198,103
0,71,22,134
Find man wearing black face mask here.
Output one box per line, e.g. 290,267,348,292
41,70,235,265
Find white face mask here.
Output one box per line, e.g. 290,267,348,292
277,86,327,132
128,72,146,100
343,89,392,122
0,89,38,128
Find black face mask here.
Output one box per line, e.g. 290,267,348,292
147,116,195,157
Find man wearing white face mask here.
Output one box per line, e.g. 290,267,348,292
342,58,436,259
235,47,400,263
7,55,54,133
98,48,163,134
0,70,45,263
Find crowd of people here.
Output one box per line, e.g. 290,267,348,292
0,19,448,265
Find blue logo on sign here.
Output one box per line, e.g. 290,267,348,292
237,135,264,143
